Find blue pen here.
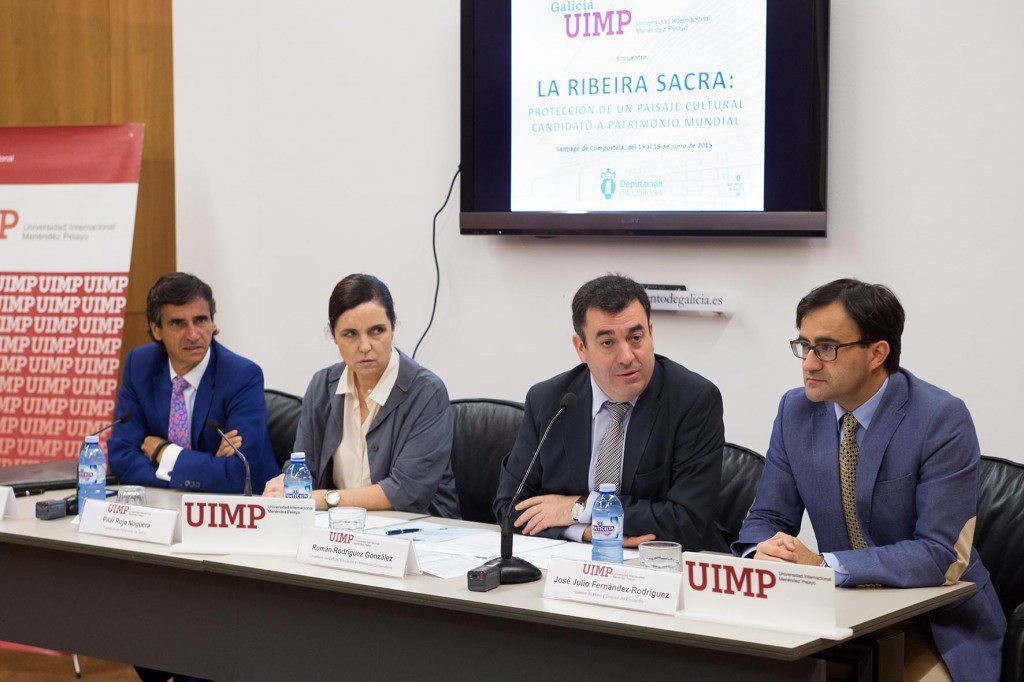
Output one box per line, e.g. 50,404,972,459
385,528,420,535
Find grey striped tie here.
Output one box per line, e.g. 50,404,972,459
595,401,630,488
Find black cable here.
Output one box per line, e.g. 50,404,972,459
412,165,461,360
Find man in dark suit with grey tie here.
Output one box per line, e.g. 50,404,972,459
493,274,727,551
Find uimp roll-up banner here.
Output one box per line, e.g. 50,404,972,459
0,125,144,467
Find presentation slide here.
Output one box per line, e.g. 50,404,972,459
510,0,767,212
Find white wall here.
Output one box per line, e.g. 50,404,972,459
174,1,1024,464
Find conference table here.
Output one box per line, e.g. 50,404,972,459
0,489,974,681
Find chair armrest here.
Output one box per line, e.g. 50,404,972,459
1004,602,1024,682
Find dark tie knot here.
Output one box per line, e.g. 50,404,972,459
604,401,630,422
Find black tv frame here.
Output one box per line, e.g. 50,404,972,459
460,0,829,238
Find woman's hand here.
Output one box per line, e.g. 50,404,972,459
262,474,284,497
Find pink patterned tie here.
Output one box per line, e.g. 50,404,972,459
168,375,190,447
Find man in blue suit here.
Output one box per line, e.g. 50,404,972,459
736,279,1005,681
108,273,277,495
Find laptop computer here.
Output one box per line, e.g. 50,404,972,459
0,460,118,494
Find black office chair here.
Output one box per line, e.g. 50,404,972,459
449,398,525,523
264,389,303,471
716,443,765,545
974,455,1024,682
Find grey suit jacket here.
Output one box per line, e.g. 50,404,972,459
293,351,460,518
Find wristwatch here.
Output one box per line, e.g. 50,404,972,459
325,490,342,508
151,439,171,464
570,494,589,523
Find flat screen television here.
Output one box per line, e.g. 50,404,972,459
461,0,829,237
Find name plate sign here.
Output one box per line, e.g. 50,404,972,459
679,552,852,639
0,485,33,520
176,494,315,555
0,483,11,516
543,558,683,615
297,526,421,578
78,501,178,545
0,486,13,518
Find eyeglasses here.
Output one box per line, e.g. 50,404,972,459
790,339,873,362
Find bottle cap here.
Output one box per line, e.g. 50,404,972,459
84,435,100,444
599,483,616,493
290,452,306,461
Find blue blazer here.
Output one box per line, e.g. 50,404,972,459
494,355,727,550
736,369,1006,681
108,340,278,494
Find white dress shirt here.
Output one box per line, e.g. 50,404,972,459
332,348,401,490
563,375,637,542
155,348,211,481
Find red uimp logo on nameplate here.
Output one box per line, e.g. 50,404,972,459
78,500,178,545
296,525,421,578
678,552,852,639
174,494,314,555
543,558,683,614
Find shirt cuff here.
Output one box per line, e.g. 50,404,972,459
577,491,598,525
561,523,588,543
822,552,850,586
740,544,757,558
155,444,182,482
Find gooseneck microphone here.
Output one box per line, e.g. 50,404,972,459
208,420,252,496
474,392,577,588
89,411,132,436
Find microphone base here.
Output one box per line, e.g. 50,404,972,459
483,556,542,585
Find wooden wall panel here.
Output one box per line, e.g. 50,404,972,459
110,0,175,318
0,1,112,125
0,0,175,368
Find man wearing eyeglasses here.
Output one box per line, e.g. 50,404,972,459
735,279,1005,682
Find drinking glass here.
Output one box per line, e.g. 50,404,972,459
115,485,147,507
639,541,682,571
328,506,366,532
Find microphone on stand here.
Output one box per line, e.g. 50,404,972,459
207,420,252,496
89,410,132,436
470,393,578,589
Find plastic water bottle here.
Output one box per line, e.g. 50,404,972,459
282,451,305,478
591,483,624,563
283,452,312,499
77,435,106,515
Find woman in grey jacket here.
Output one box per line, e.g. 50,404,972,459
263,274,459,518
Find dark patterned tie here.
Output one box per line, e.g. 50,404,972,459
839,412,868,550
595,401,630,488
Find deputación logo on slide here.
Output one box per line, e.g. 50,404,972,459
601,169,617,199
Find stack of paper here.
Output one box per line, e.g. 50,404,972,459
366,521,489,543
411,531,569,578
420,531,565,558
415,551,493,580
517,541,638,569
312,512,408,531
